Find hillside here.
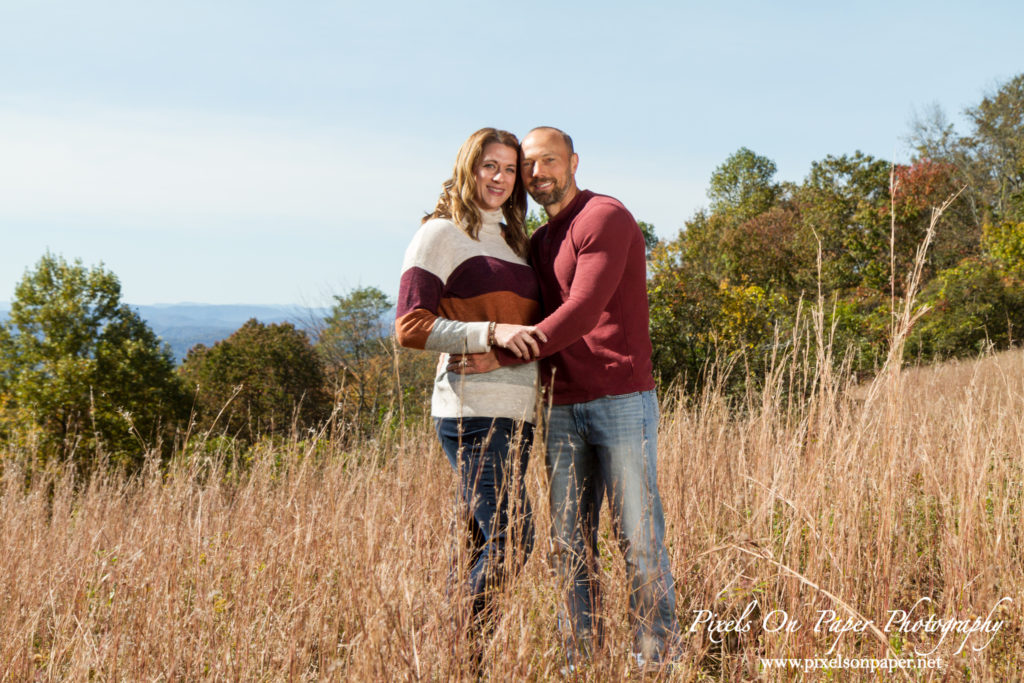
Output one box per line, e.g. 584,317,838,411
1,344,1021,679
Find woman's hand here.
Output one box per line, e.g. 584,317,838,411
493,323,548,360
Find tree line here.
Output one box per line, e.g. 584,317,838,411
0,254,434,471
648,73,1024,394
2,73,1022,470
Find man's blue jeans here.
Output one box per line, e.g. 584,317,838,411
435,417,535,620
545,390,679,659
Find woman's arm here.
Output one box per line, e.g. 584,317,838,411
396,301,544,359
395,220,543,357
395,270,490,354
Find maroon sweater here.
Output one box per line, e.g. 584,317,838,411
497,190,655,404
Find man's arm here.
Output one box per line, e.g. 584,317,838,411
454,200,638,374
506,201,635,359
536,203,633,349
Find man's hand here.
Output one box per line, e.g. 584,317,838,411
493,323,548,360
448,350,501,375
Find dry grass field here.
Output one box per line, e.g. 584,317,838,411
2,339,1023,681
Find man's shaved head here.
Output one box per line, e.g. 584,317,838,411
526,126,574,155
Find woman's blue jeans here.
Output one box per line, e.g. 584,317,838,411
545,389,679,660
435,417,535,619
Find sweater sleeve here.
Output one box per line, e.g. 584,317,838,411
395,223,491,354
495,200,634,365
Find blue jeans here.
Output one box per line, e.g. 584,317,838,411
545,390,679,659
435,417,535,620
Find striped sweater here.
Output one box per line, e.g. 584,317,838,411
396,209,541,422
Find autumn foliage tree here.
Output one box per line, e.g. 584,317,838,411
649,139,988,389
912,220,1024,357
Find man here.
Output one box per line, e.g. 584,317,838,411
452,126,680,665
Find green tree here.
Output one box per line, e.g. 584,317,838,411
637,220,659,259
910,219,1024,360
647,149,791,394
315,286,434,438
912,257,1024,358
671,210,730,284
319,287,392,367
649,231,790,396
179,319,330,443
667,149,787,288
909,73,1024,225
708,147,781,222
794,152,892,294
647,237,719,391
0,253,188,469
525,208,548,235
720,205,802,293
963,74,1024,222
982,220,1024,278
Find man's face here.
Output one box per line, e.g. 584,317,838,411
521,130,578,211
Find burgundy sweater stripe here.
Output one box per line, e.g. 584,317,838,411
397,267,443,318
444,256,541,300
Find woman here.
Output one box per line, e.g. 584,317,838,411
395,127,546,627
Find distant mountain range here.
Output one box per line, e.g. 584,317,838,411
137,303,333,362
0,302,329,363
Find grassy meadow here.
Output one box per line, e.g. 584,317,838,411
2,333,1023,681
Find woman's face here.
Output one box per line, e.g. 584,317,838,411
473,142,518,211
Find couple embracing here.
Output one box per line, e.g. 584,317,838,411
396,126,679,666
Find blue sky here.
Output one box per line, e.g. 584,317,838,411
2,1,1021,306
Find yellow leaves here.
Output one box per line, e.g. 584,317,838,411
982,221,1024,276
711,282,785,352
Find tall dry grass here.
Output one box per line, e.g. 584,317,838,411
1,334,1022,680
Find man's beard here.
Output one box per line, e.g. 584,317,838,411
528,171,571,207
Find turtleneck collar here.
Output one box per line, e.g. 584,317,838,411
480,208,505,233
